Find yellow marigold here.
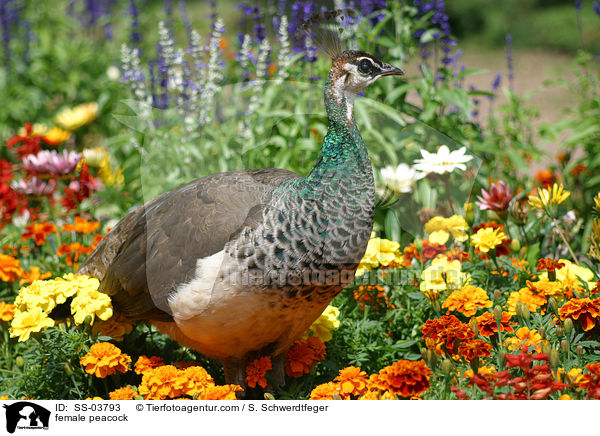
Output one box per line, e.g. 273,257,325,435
420,256,468,293
506,287,547,316
9,308,55,342
539,259,595,293
528,183,570,211
425,215,469,244
109,386,138,400
504,327,542,352
198,384,243,400
470,227,506,253
43,126,71,145
180,366,215,396
556,368,583,385
310,382,345,400
0,302,16,322
80,342,131,378
85,397,104,400
245,357,271,389
559,394,573,400
463,365,496,379
70,288,113,325
334,366,368,397
527,279,565,299
442,285,493,317
0,254,24,282
55,102,98,131
138,365,184,399
134,355,164,375
355,235,402,276
307,305,340,342
91,315,134,341
0,395,8,400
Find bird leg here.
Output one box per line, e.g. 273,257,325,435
222,358,247,398
270,354,286,387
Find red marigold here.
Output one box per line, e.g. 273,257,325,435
558,297,600,331
22,222,57,245
537,258,565,273
476,311,515,337
285,337,326,377
245,356,272,389
458,339,492,361
369,360,431,398
6,123,55,159
402,238,446,266
421,315,475,356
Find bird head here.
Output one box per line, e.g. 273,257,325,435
333,50,404,94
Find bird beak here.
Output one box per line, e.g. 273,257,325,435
378,63,405,77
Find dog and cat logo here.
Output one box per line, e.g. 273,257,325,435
2,402,50,433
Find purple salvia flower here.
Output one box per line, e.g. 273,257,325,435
129,0,141,45
488,72,501,100
594,1,600,16
574,0,583,10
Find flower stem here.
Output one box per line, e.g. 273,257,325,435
552,219,579,265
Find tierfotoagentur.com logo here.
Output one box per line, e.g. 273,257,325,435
3,402,50,434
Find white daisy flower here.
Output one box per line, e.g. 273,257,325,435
413,145,473,175
379,163,424,194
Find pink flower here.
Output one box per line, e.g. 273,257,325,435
22,150,81,176
476,181,513,212
11,177,57,196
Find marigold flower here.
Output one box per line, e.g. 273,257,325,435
424,215,469,244
476,311,515,337
180,366,215,396
22,222,57,246
402,239,447,266
18,267,51,285
55,102,98,131
62,216,101,234
245,357,271,389
463,365,496,379
285,336,326,377
198,384,243,400
504,327,542,352
307,305,340,342
9,308,55,342
91,315,134,341
334,366,369,397
458,339,492,361
70,288,113,325
421,315,475,355
134,355,164,375
6,123,55,158
109,386,138,400
369,360,431,398
507,287,547,316
558,298,600,331
138,365,184,399
555,367,583,385
538,259,595,294
476,180,513,213
355,236,402,276
420,256,468,293
537,258,565,273
535,169,554,187
0,254,24,282
0,302,16,321
57,242,94,266
353,285,395,313
442,285,493,317
43,126,71,145
470,227,506,253
80,342,131,378
310,382,344,400
527,279,565,299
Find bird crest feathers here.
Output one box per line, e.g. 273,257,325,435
299,9,355,60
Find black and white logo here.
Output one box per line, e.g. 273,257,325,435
3,402,50,433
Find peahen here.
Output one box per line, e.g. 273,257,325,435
79,25,404,390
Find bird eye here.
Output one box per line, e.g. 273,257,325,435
358,59,372,75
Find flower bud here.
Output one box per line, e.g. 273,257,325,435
499,350,507,368
494,289,502,301
15,356,24,368
563,318,574,335
469,318,478,336
421,347,428,361
548,270,557,281
494,305,503,324
413,238,422,252
64,363,74,376
539,327,546,339
510,239,521,252
519,303,530,321
264,393,275,400
561,339,569,353
464,202,474,227
426,349,437,368
549,349,560,369
541,340,551,355
547,297,558,314
441,359,453,375
515,301,524,318
577,345,584,356
555,326,564,337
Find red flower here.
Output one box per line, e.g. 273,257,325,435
458,339,492,362
476,311,515,337
558,298,600,331
536,258,565,273
22,222,57,245
476,180,513,212
285,336,326,378
6,123,55,159
421,315,475,356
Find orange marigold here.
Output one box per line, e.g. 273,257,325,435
180,366,215,396
507,287,547,316
476,311,515,337
22,222,57,245
245,356,272,389
442,285,493,317
285,336,326,377
353,285,395,313
56,242,94,266
62,216,101,234
138,365,184,400
19,266,51,285
369,360,431,398
457,339,492,361
0,301,16,322
109,386,138,400
0,254,24,282
503,327,542,352
134,355,164,374
558,298,600,331
80,342,131,378
310,382,344,400
334,366,368,397
421,315,475,355
198,384,243,400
